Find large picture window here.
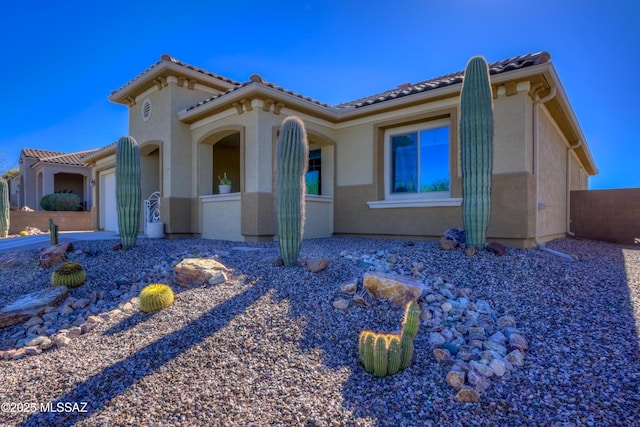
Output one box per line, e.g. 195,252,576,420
388,119,450,197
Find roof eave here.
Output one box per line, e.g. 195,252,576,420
177,84,340,124
541,65,598,176
109,61,238,106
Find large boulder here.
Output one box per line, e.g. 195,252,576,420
0,287,68,329
174,258,231,287
363,272,427,305
39,243,73,268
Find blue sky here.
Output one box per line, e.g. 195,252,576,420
0,0,638,189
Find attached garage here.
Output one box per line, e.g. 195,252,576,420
100,169,118,233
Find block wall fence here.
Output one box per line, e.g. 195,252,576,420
8,211,93,235
570,188,640,245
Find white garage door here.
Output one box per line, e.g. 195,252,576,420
101,170,119,233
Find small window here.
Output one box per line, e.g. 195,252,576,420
386,119,450,198
142,98,152,122
306,149,321,195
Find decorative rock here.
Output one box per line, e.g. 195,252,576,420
488,331,507,344
433,348,453,363
86,315,103,324
72,298,91,310
363,272,426,306
489,358,506,377
39,243,73,268
467,370,491,392
24,316,44,327
464,246,477,257
470,360,493,377
66,326,82,339
439,237,457,251
0,252,32,269
340,279,358,295
446,370,466,390
506,349,525,366
25,335,49,347
53,335,72,348
175,258,231,287
444,228,466,245
486,242,507,256
482,340,507,356
80,323,96,334
498,315,517,327
509,333,529,351
0,286,68,328
352,289,374,306
455,387,480,403
429,332,447,346
307,258,330,273
332,299,349,310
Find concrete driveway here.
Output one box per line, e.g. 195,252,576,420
0,231,124,253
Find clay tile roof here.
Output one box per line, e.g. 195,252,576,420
336,51,551,109
110,54,241,95
184,76,330,113
24,148,99,167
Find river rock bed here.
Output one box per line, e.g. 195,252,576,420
0,236,639,426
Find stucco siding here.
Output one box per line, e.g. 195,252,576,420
492,90,532,174
335,124,374,186
538,107,569,239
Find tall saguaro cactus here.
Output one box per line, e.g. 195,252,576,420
460,56,494,249
276,116,309,266
116,136,141,249
0,178,9,238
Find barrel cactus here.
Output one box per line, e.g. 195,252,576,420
139,283,174,313
460,55,494,249
51,262,87,288
358,330,376,373
116,136,142,249
276,116,309,266
0,178,9,238
358,301,421,377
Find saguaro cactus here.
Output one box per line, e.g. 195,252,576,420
116,136,141,249
460,55,494,249
0,179,9,238
276,116,309,266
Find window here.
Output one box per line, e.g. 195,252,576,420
306,149,321,195
388,119,450,197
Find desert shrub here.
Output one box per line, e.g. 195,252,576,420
40,193,82,211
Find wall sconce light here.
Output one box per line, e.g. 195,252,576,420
90,179,96,186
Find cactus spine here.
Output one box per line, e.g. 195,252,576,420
139,284,174,313
276,116,309,266
116,136,141,249
460,56,494,249
0,179,9,238
358,301,421,377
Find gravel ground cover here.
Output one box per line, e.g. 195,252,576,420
0,236,639,426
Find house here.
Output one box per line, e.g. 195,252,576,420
84,51,597,248
18,148,97,211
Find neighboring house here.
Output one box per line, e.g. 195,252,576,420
18,148,97,211
84,51,597,248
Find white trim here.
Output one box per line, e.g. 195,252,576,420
200,193,241,202
305,194,333,203
384,118,451,200
367,198,462,209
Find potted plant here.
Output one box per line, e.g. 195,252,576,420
218,173,232,194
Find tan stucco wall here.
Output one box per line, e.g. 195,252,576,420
537,106,570,239
493,88,533,174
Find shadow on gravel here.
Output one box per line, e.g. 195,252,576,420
20,280,270,427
